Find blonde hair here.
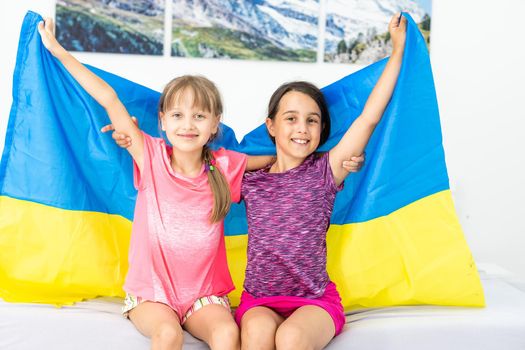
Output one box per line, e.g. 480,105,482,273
159,75,231,223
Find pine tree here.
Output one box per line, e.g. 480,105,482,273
421,14,431,31
337,39,348,54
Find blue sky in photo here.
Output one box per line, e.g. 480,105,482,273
415,0,432,15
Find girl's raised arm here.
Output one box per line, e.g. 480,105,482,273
37,18,145,171
329,14,406,186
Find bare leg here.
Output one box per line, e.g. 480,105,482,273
275,305,335,350
183,304,240,350
128,301,184,350
240,306,285,350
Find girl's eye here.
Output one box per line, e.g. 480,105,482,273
171,113,182,119
286,116,295,121
195,114,206,120
308,118,320,124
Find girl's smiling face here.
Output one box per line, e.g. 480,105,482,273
160,90,219,155
266,91,322,163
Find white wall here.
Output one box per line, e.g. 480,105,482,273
431,0,525,279
1,1,524,279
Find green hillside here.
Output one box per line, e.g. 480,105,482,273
172,26,315,62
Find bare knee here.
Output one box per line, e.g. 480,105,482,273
208,321,240,349
241,315,278,350
275,323,312,350
151,322,184,350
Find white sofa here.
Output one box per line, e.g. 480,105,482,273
2,263,524,350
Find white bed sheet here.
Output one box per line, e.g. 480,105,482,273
1,263,524,350
333,263,525,349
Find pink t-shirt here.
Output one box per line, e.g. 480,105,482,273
124,132,247,318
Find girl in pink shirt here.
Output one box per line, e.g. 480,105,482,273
38,18,276,350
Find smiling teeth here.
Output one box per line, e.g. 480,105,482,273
292,139,308,144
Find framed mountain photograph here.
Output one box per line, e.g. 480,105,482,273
171,0,319,62
324,0,431,64
56,0,165,55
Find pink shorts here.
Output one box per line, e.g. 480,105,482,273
234,281,345,336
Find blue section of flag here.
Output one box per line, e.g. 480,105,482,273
322,15,448,225
0,11,448,236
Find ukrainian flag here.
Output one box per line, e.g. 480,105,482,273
0,11,484,308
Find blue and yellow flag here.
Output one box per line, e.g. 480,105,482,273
0,11,484,308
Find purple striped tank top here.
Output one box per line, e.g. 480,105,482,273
241,152,343,298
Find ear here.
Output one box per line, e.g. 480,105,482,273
159,112,166,131
265,117,276,137
212,115,220,134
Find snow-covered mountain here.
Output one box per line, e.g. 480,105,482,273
89,0,165,16
325,0,427,53
172,0,319,50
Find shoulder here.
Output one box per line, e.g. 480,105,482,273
315,152,343,191
212,147,244,160
300,152,335,184
242,167,264,180
212,148,247,167
314,152,329,161
140,132,171,166
141,131,166,149
301,152,327,171
212,148,248,182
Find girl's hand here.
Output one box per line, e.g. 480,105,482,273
37,18,65,56
389,13,407,54
101,117,138,148
342,154,365,173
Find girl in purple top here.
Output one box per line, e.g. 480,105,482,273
236,14,407,350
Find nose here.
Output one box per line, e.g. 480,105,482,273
296,119,308,134
182,115,194,129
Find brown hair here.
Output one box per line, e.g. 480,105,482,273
267,81,331,147
159,75,231,223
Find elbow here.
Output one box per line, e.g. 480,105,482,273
100,88,120,110
358,115,380,131
367,118,380,129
